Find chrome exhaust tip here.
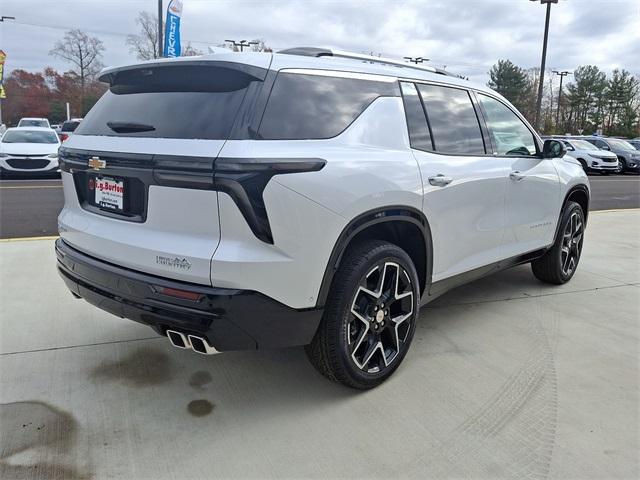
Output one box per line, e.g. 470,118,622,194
166,330,191,349
187,335,219,355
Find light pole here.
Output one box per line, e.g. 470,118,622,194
531,0,558,131
157,0,163,58
225,40,259,52
553,70,571,131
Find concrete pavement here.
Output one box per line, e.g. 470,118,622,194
0,210,638,479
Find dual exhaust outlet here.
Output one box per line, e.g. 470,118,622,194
166,329,219,355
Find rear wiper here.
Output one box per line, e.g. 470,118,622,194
106,121,156,133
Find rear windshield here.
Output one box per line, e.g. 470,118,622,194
2,130,59,144
75,65,263,140
19,119,48,128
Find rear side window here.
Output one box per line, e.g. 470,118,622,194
258,72,399,140
76,65,263,140
477,94,537,156
417,84,485,155
400,82,432,151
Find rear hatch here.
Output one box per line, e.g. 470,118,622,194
58,57,270,285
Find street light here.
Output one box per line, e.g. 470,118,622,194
225,40,259,52
531,0,559,131
552,70,571,131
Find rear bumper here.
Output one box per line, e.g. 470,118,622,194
55,239,322,351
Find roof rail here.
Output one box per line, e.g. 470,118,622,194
278,47,457,78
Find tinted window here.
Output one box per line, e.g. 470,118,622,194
478,94,536,156
61,121,81,132
2,130,58,144
76,65,263,140
259,72,399,140
417,84,485,155
400,82,432,151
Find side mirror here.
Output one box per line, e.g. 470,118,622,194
542,139,566,159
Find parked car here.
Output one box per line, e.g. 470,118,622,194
0,127,60,176
577,136,640,174
627,139,640,151
545,136,619,174
17,117,51,129
59,118,83,142
56,48,589,389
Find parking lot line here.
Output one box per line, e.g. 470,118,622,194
0,185,63,189
0,235,59,243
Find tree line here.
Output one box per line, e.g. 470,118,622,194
488,59,640,137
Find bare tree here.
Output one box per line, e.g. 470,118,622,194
126,11,162,61
50,29,104,108
181,43,203,57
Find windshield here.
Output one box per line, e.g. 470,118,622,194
2,130,59,144
19,119,48,128
607,139,635,151
61,121,80,132
570,140,599,151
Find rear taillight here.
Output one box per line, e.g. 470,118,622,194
60,134,69,142
154,286,203,302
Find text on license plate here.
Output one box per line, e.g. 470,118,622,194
94,177,124,210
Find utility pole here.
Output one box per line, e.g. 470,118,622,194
531,0,558,131
157,0,163,58
404,57,429,64
225,40,259,52
553,70,571,131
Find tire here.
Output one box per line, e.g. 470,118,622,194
531,201,585,285
577,158,589,173
617,158,627,174
305,239,420,389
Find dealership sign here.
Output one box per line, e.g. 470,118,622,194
164,0,183,58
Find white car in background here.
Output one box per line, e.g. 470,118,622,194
551,137,619,174
0,127,61,176
17,117,51,129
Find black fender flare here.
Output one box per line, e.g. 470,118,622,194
315,206,433,308
550,184,590,247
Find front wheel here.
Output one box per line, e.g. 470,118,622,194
617,158,627,174
531,201,585,284
305,240,420,389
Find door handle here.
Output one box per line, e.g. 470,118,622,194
428,174,453,187
509,171,526,181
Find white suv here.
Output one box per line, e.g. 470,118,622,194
56,49,590,389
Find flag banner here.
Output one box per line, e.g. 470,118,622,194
164,0,183,58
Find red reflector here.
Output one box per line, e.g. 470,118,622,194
156,286,203,301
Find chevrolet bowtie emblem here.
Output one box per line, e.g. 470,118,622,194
88,157,106,170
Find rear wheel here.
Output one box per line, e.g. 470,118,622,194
305,240,419,389
531,201,585,284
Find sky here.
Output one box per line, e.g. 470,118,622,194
1,0,639,86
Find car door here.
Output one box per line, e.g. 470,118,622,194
475,93,561,257
400,82,509,285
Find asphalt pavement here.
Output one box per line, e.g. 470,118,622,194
1,210,638,479
0,173,638,239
